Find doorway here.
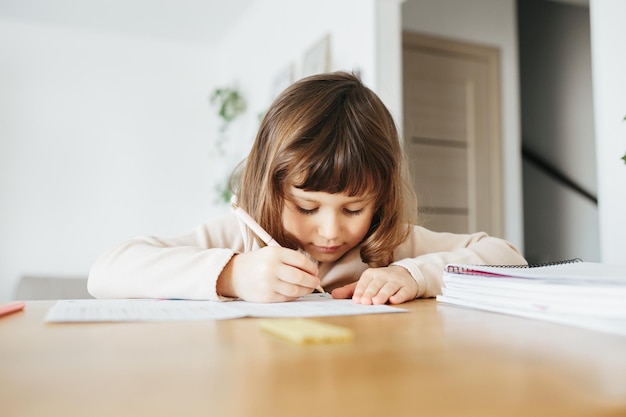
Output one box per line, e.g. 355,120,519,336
402,31,503,236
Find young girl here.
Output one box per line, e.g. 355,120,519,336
88,71,526,304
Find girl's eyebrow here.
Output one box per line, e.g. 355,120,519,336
289,192,372,204
288,195,320,204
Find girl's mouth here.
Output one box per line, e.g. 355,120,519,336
314,245,341,254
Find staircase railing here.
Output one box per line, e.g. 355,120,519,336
522,145,597,205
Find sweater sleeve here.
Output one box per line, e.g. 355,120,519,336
390,226,526,299
87,214,245,301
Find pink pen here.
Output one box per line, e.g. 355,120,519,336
0,301,25,318
231,202,280,247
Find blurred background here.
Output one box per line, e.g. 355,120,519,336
1,0,624,301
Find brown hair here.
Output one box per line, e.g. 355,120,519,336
235,71,416,267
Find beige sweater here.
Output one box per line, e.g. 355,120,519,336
88,213,526,301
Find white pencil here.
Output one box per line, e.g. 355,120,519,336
231,201,325,294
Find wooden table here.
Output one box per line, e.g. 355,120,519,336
2,299,626,417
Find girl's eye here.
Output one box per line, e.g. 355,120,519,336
344,208,363,216
297,206,317,215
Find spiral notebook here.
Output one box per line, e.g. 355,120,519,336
437,259,626,336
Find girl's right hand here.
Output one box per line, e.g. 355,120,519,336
216,247,320,302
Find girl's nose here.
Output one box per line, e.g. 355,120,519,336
317,213,341,241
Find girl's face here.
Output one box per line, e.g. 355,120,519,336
282,186,376,263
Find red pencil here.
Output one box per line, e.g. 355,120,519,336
0,301,25,318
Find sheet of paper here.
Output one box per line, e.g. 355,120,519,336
45,293,406,323
229,292,406,318
437,295,626,336
44,299,246,322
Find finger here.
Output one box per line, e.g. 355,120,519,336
354,285,386,305
359,276,388,301
369,282,402,305
279,248,319,276
387,286,416,305
352,274,373,301
272,279,314,300
331,282,357,299
275,263,320,290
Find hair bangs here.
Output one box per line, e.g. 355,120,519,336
284,130,389,201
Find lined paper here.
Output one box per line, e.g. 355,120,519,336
45,293,405,322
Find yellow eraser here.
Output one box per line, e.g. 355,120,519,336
259,318,354,344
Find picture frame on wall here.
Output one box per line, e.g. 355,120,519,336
302,34,331,77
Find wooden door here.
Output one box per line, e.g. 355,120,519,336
402,32,503,236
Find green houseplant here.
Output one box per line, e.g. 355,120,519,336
209,86,247,203
210,87,246,132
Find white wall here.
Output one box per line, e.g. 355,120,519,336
589,0,626,264
401,0,524,250
214,0,378,106
0,18,219,301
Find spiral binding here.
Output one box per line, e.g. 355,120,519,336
446,258,583,274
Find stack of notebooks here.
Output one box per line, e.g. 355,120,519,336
437,259,626,336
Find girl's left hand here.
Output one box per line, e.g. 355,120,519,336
331,266,418,305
